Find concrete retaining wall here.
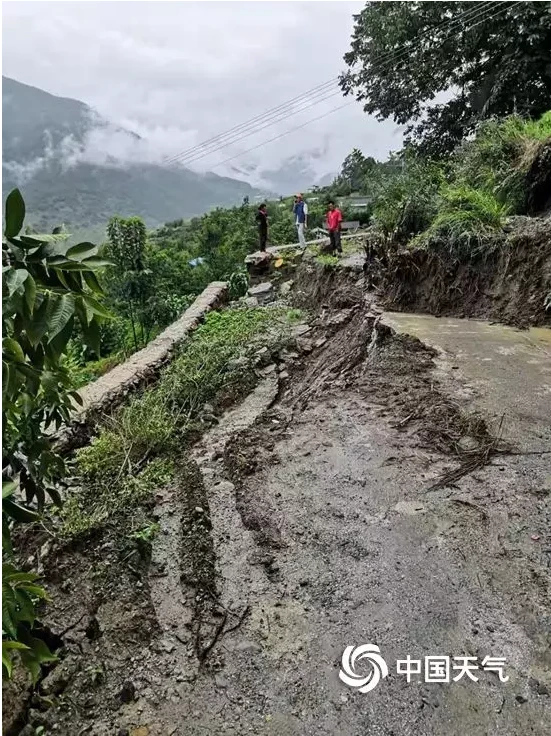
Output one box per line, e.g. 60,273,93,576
58,281,228,450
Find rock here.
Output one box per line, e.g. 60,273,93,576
279,371,289,380
244,296,259,307
118,680,136,704
245,251,272,272
248,282,273,297
201,413,219,425
259,364,276,375
515,694,528,704
234,641,262,654
215,674,230,689
292,324,312,337
280,280,294,296
41,663,73,695
296,337,313,353
457,436,479,453
529,677,550,696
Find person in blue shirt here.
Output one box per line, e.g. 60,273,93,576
293,193,308,247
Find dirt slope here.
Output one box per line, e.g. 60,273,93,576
368,216,551,328
4,260,550,736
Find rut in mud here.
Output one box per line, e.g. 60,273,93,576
4,260,550,736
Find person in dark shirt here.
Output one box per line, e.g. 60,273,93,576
255,203,268,252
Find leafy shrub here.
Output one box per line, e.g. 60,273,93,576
414,184,510,259
2,563,57,682
453,112,551,213
372,153,442,241
2,189,109,680
228,269,250,300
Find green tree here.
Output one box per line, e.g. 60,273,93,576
337,148,377,193
2,189,110,680
106,216,152,350
340,2,551,155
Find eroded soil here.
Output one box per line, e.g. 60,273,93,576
4,274,551,736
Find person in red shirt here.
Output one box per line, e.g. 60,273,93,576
326,201,343,254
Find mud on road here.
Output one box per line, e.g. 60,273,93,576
5,289,550,736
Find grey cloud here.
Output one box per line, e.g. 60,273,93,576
2,1,402,181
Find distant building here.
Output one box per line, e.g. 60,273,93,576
338,195,373,209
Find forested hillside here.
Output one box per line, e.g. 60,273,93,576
2,77,263,233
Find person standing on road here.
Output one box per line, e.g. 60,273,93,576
326,201,343,254
255,203,268,252
293,193,308,247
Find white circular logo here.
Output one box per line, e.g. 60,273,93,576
339,644,389,693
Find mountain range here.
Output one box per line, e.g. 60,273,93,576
2,77,336,235
2,77,264,234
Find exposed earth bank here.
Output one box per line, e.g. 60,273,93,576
367,216,551,328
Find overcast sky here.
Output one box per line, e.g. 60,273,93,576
2,1,402,180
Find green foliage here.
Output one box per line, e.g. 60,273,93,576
324,110,549,259
315,254,340,269
2,563,57,682
452,112,551,213
228,269,249,300
128,522,159,545
61,458,174,537
341,2,551,154
334,148,378,194
2,188,109,511
105,216,152,351
371,152,442,240
2,189,110,681
413,184,510,259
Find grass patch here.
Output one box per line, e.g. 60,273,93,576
315,253,340,268
63,306,302,537
61,458,174,537
452,111,551,214
412,184,510,259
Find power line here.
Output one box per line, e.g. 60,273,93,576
166,2,495,167
173,88,344,168
207,0,519,172
212,102,354,170
165,1,513,169
163,78,338,166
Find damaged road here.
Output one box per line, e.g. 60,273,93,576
7,274,550,736
117,303,550,735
